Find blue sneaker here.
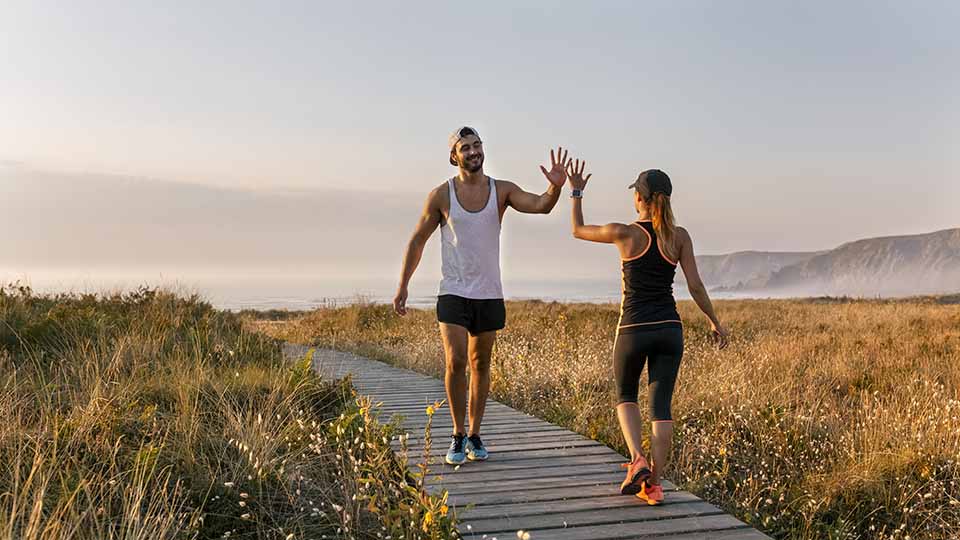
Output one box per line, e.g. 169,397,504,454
465,434,489,461
445,433,467,465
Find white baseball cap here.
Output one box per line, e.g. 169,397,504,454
448,126,481,165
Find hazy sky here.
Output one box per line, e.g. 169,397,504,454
2,1,959,297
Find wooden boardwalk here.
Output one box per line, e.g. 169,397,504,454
300,346,771,540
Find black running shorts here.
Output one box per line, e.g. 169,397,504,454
613,326,684,421
436,294,506,335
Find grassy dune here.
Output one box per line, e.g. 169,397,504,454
258,297,960,540
0,285,456,540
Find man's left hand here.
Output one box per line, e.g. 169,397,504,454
540,146,569,188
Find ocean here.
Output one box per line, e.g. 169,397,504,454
3,272,717,311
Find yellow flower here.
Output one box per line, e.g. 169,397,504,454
439,505,449,517
422,510,434,531
425,406,435,416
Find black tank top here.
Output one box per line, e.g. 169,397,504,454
618,221,682,334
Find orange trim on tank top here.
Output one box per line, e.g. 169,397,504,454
628,220,677,265
658,241,678,266
621,223,652,261
618,319,683,329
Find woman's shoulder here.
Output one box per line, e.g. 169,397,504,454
675,226,692,249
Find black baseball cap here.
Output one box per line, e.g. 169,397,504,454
627,169,672,196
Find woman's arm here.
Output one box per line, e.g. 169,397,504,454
567,159,630,243
571,197,629,242
677,227,729,348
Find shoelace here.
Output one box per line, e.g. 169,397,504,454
468,435,484,450
450,434,465,453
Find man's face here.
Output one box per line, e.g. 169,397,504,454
454,135,484,173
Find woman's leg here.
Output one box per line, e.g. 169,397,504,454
616,403,645,461
649,420,674,484
647,327,684,484
613,332,648,461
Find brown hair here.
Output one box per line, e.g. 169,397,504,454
647,191,678,261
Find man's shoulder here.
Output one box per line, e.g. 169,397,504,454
425,181,450,209
493,179,518,192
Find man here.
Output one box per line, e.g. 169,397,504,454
393,126,568,465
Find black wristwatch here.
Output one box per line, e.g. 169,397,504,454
570,188,583,198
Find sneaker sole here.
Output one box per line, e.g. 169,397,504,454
619,467,652,495
637,494,663,506
445,456,466,465
467,454,488,461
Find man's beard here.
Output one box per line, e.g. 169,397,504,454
464,155,484,173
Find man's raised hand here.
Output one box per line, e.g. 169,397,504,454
540,146,570,188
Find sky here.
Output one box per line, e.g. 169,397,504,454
2,1,959,302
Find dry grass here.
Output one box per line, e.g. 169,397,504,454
0,285,456,540
257,297,960,540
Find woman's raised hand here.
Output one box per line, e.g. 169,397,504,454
566,159,592,191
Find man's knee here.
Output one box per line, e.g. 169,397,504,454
469,352,491,374
445,350,468,375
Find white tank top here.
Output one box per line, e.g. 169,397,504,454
438,176,503,299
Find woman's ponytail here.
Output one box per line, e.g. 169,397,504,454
649,192,678,262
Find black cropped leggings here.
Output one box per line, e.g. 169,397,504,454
613,326,684,421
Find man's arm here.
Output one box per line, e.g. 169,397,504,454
503,146,569,214
503,182,563,214
394,188,443,315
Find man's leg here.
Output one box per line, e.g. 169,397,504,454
467,330,496,436
439,323,469,435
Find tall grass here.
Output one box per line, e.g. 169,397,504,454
0,285,456,539
258,297,960,540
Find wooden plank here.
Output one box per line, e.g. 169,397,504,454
433,472,627,496
517,515,751,540
416,454,626,476
460,501,723,535
458,491,703,520
448,482,679,507
666,529,775,540
413,445,621,465
409,438,608,456
351,383,447,392
399,424,571,438
396,430,588,449
421,462,625,485
377,405,519,415
392,417,557,431
432,476,679,498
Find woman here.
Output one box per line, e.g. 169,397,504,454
566,160,728,505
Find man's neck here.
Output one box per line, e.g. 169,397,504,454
457,169,486,184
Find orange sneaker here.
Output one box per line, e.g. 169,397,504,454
619,456,651,495
636,481,664,505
